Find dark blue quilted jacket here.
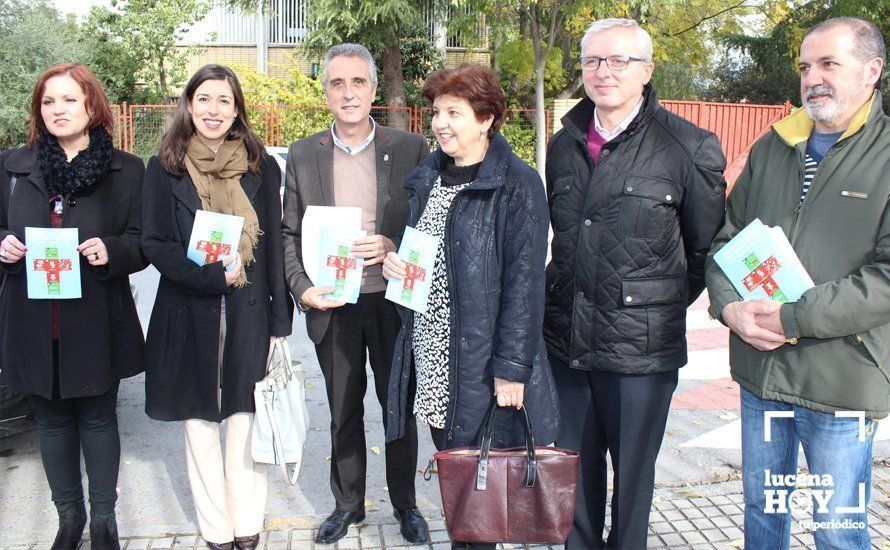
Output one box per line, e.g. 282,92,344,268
386,134,561,449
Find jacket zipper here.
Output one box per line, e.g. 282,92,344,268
444,192,462,445
761,147,807,396
567,133,596,367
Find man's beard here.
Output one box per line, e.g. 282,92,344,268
802,85,853,123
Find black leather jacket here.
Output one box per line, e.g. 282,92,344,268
544,86,727,374
386,134,561,449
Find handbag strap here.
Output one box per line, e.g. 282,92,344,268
264,391,300,486
476,401,537,490
267,338,296,376
266,339,282,374
279,339,295,374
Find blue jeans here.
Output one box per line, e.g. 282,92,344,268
741,388,876,549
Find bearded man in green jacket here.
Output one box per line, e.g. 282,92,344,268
705,17,888,550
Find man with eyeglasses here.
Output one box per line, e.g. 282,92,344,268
543,18,727,548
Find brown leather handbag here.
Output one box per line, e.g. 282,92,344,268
428,403,579,543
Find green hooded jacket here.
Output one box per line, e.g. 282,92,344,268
705,92,890,418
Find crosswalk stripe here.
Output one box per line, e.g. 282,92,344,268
681,349,730,380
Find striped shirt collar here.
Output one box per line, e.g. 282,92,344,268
331,117,376,155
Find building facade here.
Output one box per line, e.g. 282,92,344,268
178,0,489,81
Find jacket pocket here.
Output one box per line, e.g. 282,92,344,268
549,174,576,234
618,176,679,240
855,333,890,384
621,276,686,354
620,276,686,307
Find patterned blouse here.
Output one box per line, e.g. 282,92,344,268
411,159,480,429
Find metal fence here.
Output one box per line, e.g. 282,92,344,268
113,103,549,168
660,100,792,169
111,101,788,174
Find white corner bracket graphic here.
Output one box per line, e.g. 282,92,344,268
835,483,868,514
764,411,795,442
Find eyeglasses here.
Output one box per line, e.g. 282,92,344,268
579,56,647,72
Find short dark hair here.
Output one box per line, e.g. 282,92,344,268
158,64,267,175
29,63,114,147
804,17,886,88
422,64,506,139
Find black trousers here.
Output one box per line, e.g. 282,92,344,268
551,357,678,550
28,342,121,518
430,427,495,550
315,291,417,512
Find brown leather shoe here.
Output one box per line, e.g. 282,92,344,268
205,541,233,550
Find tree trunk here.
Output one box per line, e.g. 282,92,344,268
534,62,546,181
381,41,408,131
158,57,168,98
557,74,583,100
519,9,530,39
492,35,502,74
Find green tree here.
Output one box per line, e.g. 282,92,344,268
235,54,332,145
81,0,210,103
552,0,757,101
0,0,89,149
496,38,568,106
396,27,445,107
296,0,441,129
709,0,889,108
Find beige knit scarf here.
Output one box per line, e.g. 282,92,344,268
184,136,260,288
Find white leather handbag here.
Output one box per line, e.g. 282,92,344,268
251,339,309,485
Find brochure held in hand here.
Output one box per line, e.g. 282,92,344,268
316,228,366,304
385,226,439,313
187,210,244,271
25,227,81,299
713,218,814,303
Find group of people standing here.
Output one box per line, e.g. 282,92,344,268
0,13,887,550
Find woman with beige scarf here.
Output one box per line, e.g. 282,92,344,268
141,65,292,550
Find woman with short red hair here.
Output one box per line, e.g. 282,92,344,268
384,64,561,548
0,63,146,549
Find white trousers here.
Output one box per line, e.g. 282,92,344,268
184,413,267,543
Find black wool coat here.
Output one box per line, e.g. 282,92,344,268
141,155,293,422
0,146,147,399
386,134,562,450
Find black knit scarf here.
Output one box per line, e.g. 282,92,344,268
36,127,113,197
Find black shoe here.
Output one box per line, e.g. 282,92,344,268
394,506,429,544
51,523,85,550
234,534,260,550
51,501,86,550
314,508,366,544
89,519,120,550
205,542,234,550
